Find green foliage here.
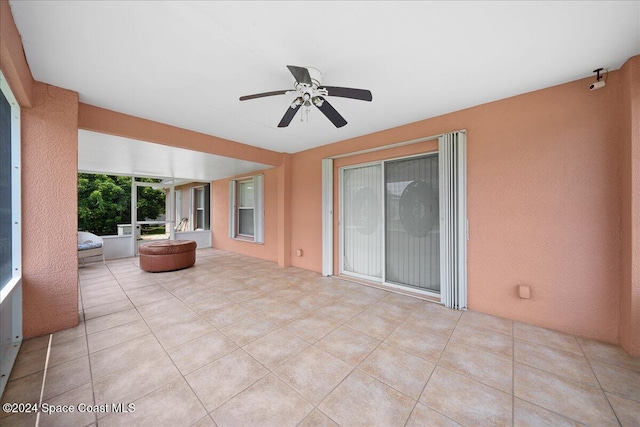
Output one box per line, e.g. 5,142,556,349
78,174,166,235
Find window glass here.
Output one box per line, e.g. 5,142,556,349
195,187,204,209
238,209,254,236
239,180,254,208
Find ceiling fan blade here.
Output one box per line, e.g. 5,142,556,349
277,103,302,128
286,65,312,85
239,90,291,101
315,97,347,128
320,86,373,101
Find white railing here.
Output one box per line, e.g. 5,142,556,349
87,231,212,261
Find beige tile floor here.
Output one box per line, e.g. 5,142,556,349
2,248,639,426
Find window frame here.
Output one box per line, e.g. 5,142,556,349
236,179,255,238
228,174,264,244
0,71,21,300
193,186,205,230
0,70,23,398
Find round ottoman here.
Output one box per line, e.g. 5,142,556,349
139,240,197,272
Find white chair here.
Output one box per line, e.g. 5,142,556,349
78,231,105,264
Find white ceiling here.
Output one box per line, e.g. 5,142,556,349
9,1,640,181
78,130,271,182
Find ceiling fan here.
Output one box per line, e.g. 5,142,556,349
239,65,372,128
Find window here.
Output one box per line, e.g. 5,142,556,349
191,184,210,230
229,174,264,243
173,183,210,232
0,71,20,295
237,180,254,236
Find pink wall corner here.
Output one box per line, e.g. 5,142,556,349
22,82,79,338
619,55,640,356
289,69,625,345
211,167,279,263
277,154,292,267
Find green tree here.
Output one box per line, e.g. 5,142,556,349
78,174,166,235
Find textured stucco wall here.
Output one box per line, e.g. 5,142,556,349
22,82,79,338
290,69,625,345
211,167,279,263
619,56,640,355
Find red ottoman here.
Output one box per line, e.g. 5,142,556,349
139,240,197,272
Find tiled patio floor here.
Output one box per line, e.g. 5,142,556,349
2,248,639,426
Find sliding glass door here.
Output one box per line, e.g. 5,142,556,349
341,154,440,294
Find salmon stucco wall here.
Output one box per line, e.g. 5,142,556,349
211,167,279,262
290,70,624,345
619,56,640,355
22,82,79,338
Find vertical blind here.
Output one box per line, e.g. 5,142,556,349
439,131,467,309
321,159,333,276
385,155,440,292
342,164,383,279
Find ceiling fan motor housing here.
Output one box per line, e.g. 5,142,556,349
293,67,327,108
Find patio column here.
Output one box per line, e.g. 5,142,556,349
22,82,79,338
619,54,640,356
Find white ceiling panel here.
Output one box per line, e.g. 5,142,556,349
78,130,270,181
9,1,640,177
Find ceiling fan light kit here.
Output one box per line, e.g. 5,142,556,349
239,65,372,128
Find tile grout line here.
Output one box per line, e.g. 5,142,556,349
94,259,144,425
136,264,228,425
407,307,467,426
271,283,391,424
92,258,181,424
118,258,314,423
116,261,216,423
512,329,626,426
576,337,623,426
33,334,52,427
79,263,99,426
269,279,398,425
46,252,638,426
